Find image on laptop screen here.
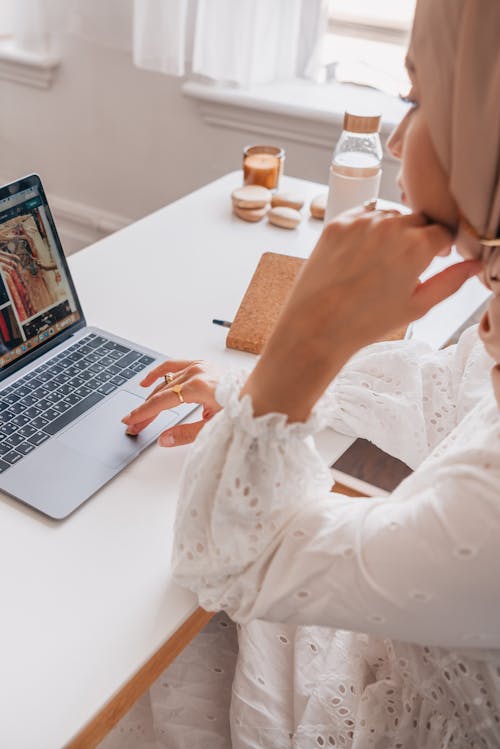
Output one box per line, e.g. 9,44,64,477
0,179,82,371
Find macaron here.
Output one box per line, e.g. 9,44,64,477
271,192,305,211
268,206,302,229
310,193,327,220
233,204,268,222
231,185,272,209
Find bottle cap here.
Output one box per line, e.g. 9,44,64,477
343,112,381,134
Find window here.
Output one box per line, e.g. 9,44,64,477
324,0,416,95
0,0,59,88
0,0,13,40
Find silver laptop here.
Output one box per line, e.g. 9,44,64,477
0,174,196,519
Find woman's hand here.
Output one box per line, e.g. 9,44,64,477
241,208,481,422
122,360,222,446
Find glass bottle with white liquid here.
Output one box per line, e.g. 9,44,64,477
324,113,383,224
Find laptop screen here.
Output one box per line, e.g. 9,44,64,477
0,175,84,375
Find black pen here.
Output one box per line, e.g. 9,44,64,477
212,319,232,328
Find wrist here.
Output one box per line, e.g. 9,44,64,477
241,315,357,421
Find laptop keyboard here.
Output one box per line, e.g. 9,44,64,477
0,334,155,473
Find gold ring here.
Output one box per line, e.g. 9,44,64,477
363,199,378,212
164,372,175,384
171,383,184,403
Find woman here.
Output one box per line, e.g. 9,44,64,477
112,0,500,746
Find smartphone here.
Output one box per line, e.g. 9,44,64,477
330,438,412,497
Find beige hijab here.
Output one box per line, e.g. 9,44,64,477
409,0,500,406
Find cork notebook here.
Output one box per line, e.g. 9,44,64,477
226,251,407,355
226,252,304,355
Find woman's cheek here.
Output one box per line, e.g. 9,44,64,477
479,296,500,362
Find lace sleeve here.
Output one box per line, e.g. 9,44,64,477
317,325,490,468
172,380,500,649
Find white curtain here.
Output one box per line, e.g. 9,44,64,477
133,0,328,87
11,0,69,57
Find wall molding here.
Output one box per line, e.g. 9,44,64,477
0,42,60,89
183,80,403,160
50,195,131,255
191,97,342,150
0,175,131,254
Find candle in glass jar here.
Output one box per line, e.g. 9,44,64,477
243,145,285,190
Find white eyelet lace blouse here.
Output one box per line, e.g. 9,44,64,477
102,325,500,749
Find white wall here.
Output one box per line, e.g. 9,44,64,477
0,33,400,254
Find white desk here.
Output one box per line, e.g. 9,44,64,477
0,172,489,749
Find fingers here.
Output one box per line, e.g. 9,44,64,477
140,359,200,387
158,420,206,447
122,387,188,427
410,260,481,319
125,415,155,436
409,222,454,267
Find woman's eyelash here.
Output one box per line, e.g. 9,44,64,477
399,93,419,109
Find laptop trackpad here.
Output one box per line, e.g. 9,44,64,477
59,391,177,468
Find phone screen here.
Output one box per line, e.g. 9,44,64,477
331,438,412,495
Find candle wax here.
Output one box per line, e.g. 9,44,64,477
243,153,279,190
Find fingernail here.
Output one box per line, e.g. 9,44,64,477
121,415,131,424
139,378,147,386
160,434,175,447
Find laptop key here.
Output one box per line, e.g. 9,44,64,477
15,385,31,398
2,393,22,406
116,351,142,368
120,368,137,380
43,408,61,422
52,373,70,385
11,415,30,428
131,362,147,373
0,423,18,436
138,355,155,366
24,406,43,419
16,442,36,456
107,343,130,354
97,382,117,396
88,363,106,374
5,433,25,448
20,394,38,407
110,375,126,387
43,392,105,436
17,425,36,439
10,402,26,414
0,458,10,472
74,386,93,398
44,392,63,405
28,431,51,446
3,450,23,465
0,443,11,455
87,336,107,348
31,416,49,430
37,398,54,411
64,393,83,406
58,383,74,396
52,400,72,414
28,377,44,389
9,402,27,415
32,386,50,399
46,364,64,375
